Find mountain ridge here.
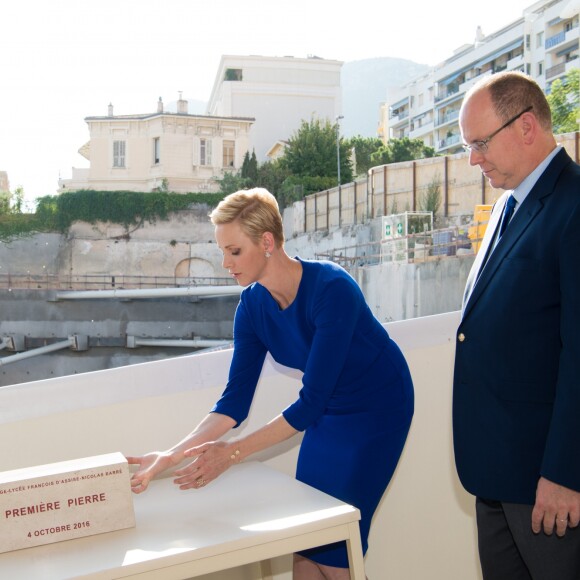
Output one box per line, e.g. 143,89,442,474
341,57,430,138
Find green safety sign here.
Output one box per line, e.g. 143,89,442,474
397,222,403,234
385,224,391,236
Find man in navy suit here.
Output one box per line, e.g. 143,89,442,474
453,71,580,579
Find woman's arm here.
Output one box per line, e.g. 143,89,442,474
174,414,298,489
126,412,236,493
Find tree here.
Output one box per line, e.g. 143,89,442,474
256,160,290,200
248,151,258,183
548,68,579,134
280,118,353,193
0,191,10,215
11,186,25,213
344,136,384,176
418,176,442,220
241,152,251,181
0,185,25,215
214,171,251,195
241,150,259,184
371,137,437,166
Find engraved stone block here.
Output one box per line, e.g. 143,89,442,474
0,452,135,553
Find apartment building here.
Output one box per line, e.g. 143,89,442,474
206,54,343,163
59,95,254,194
380,0,579,154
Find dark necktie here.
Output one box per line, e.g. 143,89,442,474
497,194,516,240
473,193,517,287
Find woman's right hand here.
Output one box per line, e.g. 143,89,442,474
126,451,178,494
125,413,237,494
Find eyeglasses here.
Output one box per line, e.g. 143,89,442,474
462,106,533,154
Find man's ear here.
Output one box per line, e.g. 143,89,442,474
520,110,537,145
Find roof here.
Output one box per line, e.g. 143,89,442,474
85,112,255,123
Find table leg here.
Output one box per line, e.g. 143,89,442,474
259,558,274,580
345,521,366,580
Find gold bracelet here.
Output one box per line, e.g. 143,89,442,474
230,449,240,462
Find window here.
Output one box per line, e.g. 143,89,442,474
200,139,212,166
153,138,160,164
113,140,125,168
224,68,243,81
536,32,544,49
538,61,544,76
223,140,235,167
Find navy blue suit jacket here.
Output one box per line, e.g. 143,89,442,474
453,148,580,504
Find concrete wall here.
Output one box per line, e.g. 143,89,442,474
0,207,224,281
0,208,474,388
0,289,239,387
285,224,475,323
296,132,579,234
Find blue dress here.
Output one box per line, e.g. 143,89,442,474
212,258,414,568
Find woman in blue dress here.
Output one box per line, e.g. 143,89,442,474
128,188,414,579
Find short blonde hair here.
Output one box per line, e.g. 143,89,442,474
209,188,285,247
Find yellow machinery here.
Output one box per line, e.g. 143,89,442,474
468,204,492,253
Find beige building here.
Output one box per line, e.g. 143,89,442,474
59,95,254,194
380,0,579,154
206,54,343,162
0,171,9,193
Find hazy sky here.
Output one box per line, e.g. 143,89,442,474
1,0,534,204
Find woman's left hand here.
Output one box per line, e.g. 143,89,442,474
173,441,238,490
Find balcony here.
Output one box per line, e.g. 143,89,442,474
546,55,579,81
545,25,579,52
436,109,460,128
458,70,492,95
0,311,483,579
437,133,462,153
507,54,524,70
546,30,566,50
434,85,460,104
546,61,566,80
409,120,434,140
389,110,409,123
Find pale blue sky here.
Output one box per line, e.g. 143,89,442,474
1,0,534,203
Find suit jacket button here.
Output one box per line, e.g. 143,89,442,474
458,333,466,342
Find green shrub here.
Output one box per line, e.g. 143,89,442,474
0,190,226,240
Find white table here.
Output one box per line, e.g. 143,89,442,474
0,462,365,579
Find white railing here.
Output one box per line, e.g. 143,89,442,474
0,312,482,580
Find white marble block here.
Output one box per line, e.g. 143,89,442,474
0,452,135,553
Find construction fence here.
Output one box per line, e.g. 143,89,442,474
290,132,579,236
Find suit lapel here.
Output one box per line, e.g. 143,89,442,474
462,148,571,321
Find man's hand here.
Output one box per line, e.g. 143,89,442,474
532,477,580,536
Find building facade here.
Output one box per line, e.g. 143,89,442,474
59,95,254,194
206,54,343,163
380,0,579,154
0,171,9,193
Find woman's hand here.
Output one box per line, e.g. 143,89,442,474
126,413,238,493
173,441,239,490
126,451,178,494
